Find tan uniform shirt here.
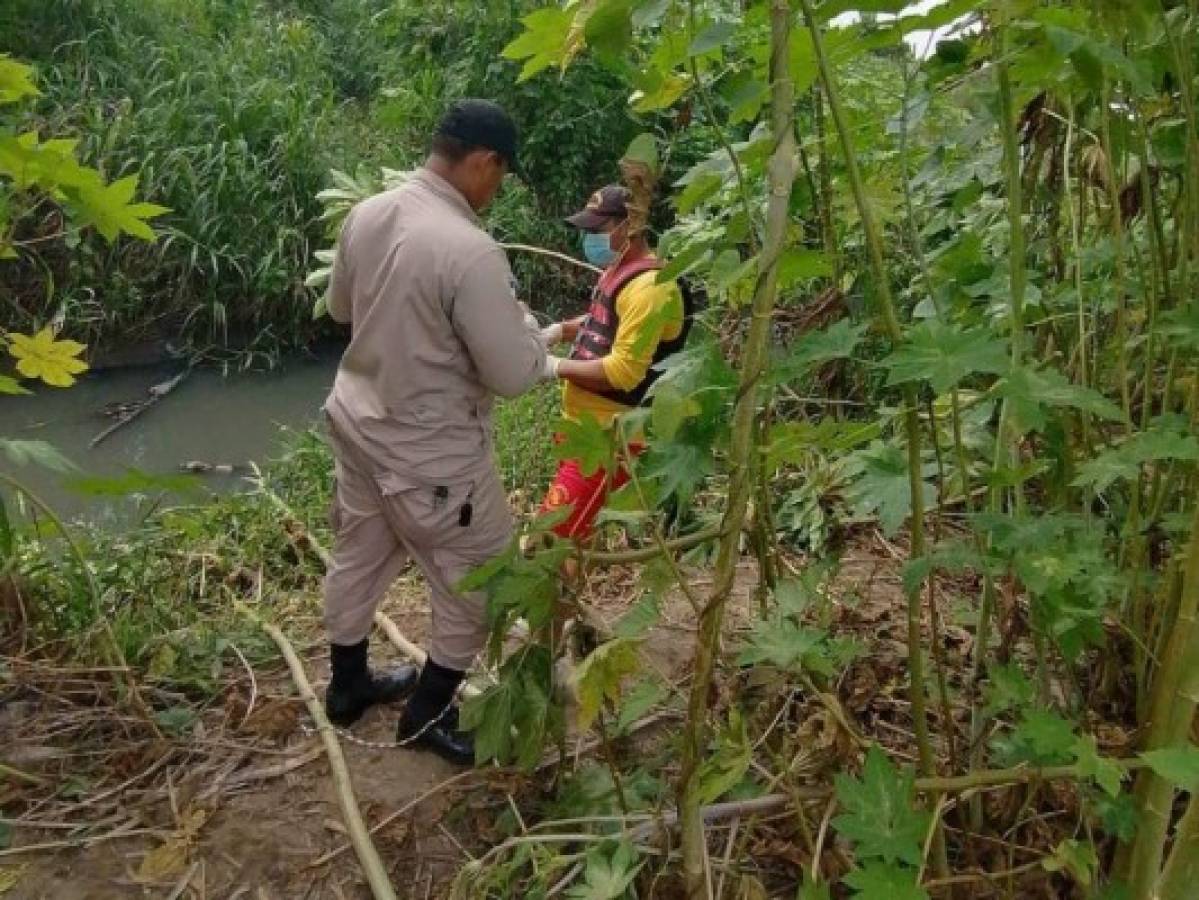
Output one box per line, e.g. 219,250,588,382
324,169,546,481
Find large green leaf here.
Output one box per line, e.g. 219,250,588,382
845,441,935,538
883,320,1008,394
1141,744,1199,791
994,365,1124,434
833,747,930,866
770,319,866,385
1073,426,1199,492
501,6,576,82
565,841,643,900
68,173,169,242
843,862,929,900
554,413,616,478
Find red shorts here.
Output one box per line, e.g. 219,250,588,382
539,443,644,541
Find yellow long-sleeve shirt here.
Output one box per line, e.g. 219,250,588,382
563,270,684,427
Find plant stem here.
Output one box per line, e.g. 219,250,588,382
799,0,946,876
1124,500,1199,896
676,4,796,895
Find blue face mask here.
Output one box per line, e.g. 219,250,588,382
582,231,618,268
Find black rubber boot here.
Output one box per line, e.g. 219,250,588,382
325,638,417,727
397,658,474,766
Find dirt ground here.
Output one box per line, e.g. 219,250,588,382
2,556,768,900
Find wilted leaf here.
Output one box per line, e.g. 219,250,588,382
0,864,27,894
573,639,641,730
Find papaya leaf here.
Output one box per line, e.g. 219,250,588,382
993,365,1123,435
614,677,668,734
695,708,752,805
1072,734,1124,798
502,7,576,82
843,862,929,900
0,56,39,104
622,132,659,175
1073,427,1199,492
1140,743,1199,791
573,638,642,731
833,747,930,866
845,441,935,538
777,247,832,288
67,174,169,243
565,840,642,900
1042,839,1099,887
882,320,1008,394
554,413,615,478
992,709,1077,767
770,319,865,385
651,384,701,442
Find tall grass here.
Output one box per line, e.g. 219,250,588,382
0,0,641,356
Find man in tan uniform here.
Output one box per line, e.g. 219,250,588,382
321,100,550,764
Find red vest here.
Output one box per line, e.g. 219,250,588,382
569,255,692,408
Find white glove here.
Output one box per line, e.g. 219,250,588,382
542,355,562,380
539,322,565,346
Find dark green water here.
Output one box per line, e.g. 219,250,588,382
1,353,341,525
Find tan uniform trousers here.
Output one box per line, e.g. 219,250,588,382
322,421,513,671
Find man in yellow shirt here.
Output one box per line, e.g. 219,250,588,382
539,184,691,539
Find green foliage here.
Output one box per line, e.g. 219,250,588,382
695,707,753,805
845,441,935,537
843,862,929,900
833,747,931,867
565,841,642,900
461,645,560,768
1139,744,1199,792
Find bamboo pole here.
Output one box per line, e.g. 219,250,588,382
256,615,398,900
676,3,797,896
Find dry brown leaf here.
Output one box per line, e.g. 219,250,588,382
136,808,208,882
0,865,28,895
137,837,189,882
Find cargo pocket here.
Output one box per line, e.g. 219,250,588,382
377,472,477,549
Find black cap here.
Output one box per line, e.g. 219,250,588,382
434,99,523,177
566,184,631,231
